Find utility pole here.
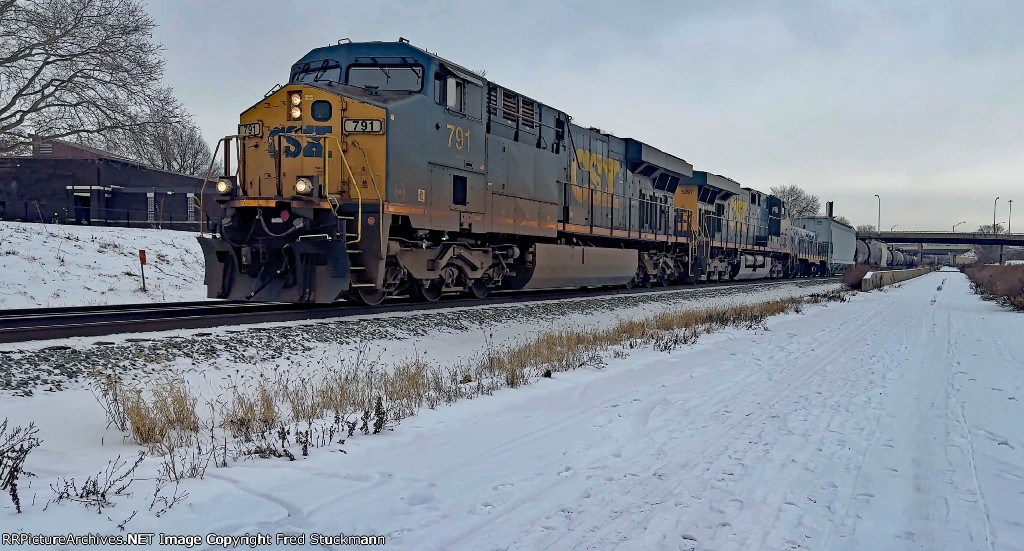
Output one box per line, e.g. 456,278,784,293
1009,199,1013,233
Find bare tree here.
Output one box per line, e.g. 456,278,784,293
856,224,876,233
833,215,851,226
978,223,1005,235
0,0,179,154
97,103,217,177
974,224,1006,263
770,184,821,219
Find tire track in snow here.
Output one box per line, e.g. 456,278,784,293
491,295,900,550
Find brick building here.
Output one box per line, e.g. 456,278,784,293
0,139,221,230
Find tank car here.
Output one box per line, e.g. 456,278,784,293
197,40,830,304
855,240,870,264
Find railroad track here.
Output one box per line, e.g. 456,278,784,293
0,277,841,344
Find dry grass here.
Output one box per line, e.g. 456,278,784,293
113,376,200,446
224,385,278,440
93,289,850,462
962,264,1024,310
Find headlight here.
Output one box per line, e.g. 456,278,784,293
290,92,302,106
290,106,302,120
295,177,313,195
215,179,232,194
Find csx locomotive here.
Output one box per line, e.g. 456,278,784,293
199,39,829,305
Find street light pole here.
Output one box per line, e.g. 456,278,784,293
874,194,880,231
994,197,1000,233
995,196,1002,265
1010,200,1013,233
953,221,966,232
891,224,899,231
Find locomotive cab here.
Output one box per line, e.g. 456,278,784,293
199,44,430,303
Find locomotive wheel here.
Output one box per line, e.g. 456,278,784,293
468,279,492,299
412,279,444,302
350,287,387,306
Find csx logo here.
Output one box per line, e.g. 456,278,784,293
268,125,332,158
571,149,621,206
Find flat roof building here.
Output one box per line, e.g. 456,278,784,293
0,139,220,230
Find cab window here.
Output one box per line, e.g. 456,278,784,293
446,77,464,112
438,74,482,119
347,65,424,91
434,73,444,104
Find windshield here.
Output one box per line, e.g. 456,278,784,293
291,60,342,83
347,65,423,92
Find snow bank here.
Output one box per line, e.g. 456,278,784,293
0,222,208,308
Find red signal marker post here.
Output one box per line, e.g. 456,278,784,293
139,250,147,292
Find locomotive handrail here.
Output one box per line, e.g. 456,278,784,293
563,181,682,240
350,140,385,204
700,213,830,260
323,135,364,244
198,136,228,236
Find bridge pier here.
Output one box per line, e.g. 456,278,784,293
917,243,923,263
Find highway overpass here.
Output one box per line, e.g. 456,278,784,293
856,231,1024,246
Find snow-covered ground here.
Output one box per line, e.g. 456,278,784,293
0,280,844,398
2,269,1023,550
0,221,207,308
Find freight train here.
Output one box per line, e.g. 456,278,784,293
854,239,919,268
198,39,832,305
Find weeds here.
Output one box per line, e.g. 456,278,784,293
86,290,850,479
842,265,875,289
148,477,188,518
962,264,1024,310
91,376,130,432
47,452,145,514
0,419,41,513
95,375,201,446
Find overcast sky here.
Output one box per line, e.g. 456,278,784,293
147,0,1023,231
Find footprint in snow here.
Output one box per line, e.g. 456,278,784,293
403,492,435,506
471,501,494,515
492,482,513,491
341,472,374,483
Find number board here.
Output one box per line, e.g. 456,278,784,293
344,118,384,134
238,122,262,137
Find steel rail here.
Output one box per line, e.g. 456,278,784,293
0,277,840,344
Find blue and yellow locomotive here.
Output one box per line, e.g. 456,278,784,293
199,39,829,304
